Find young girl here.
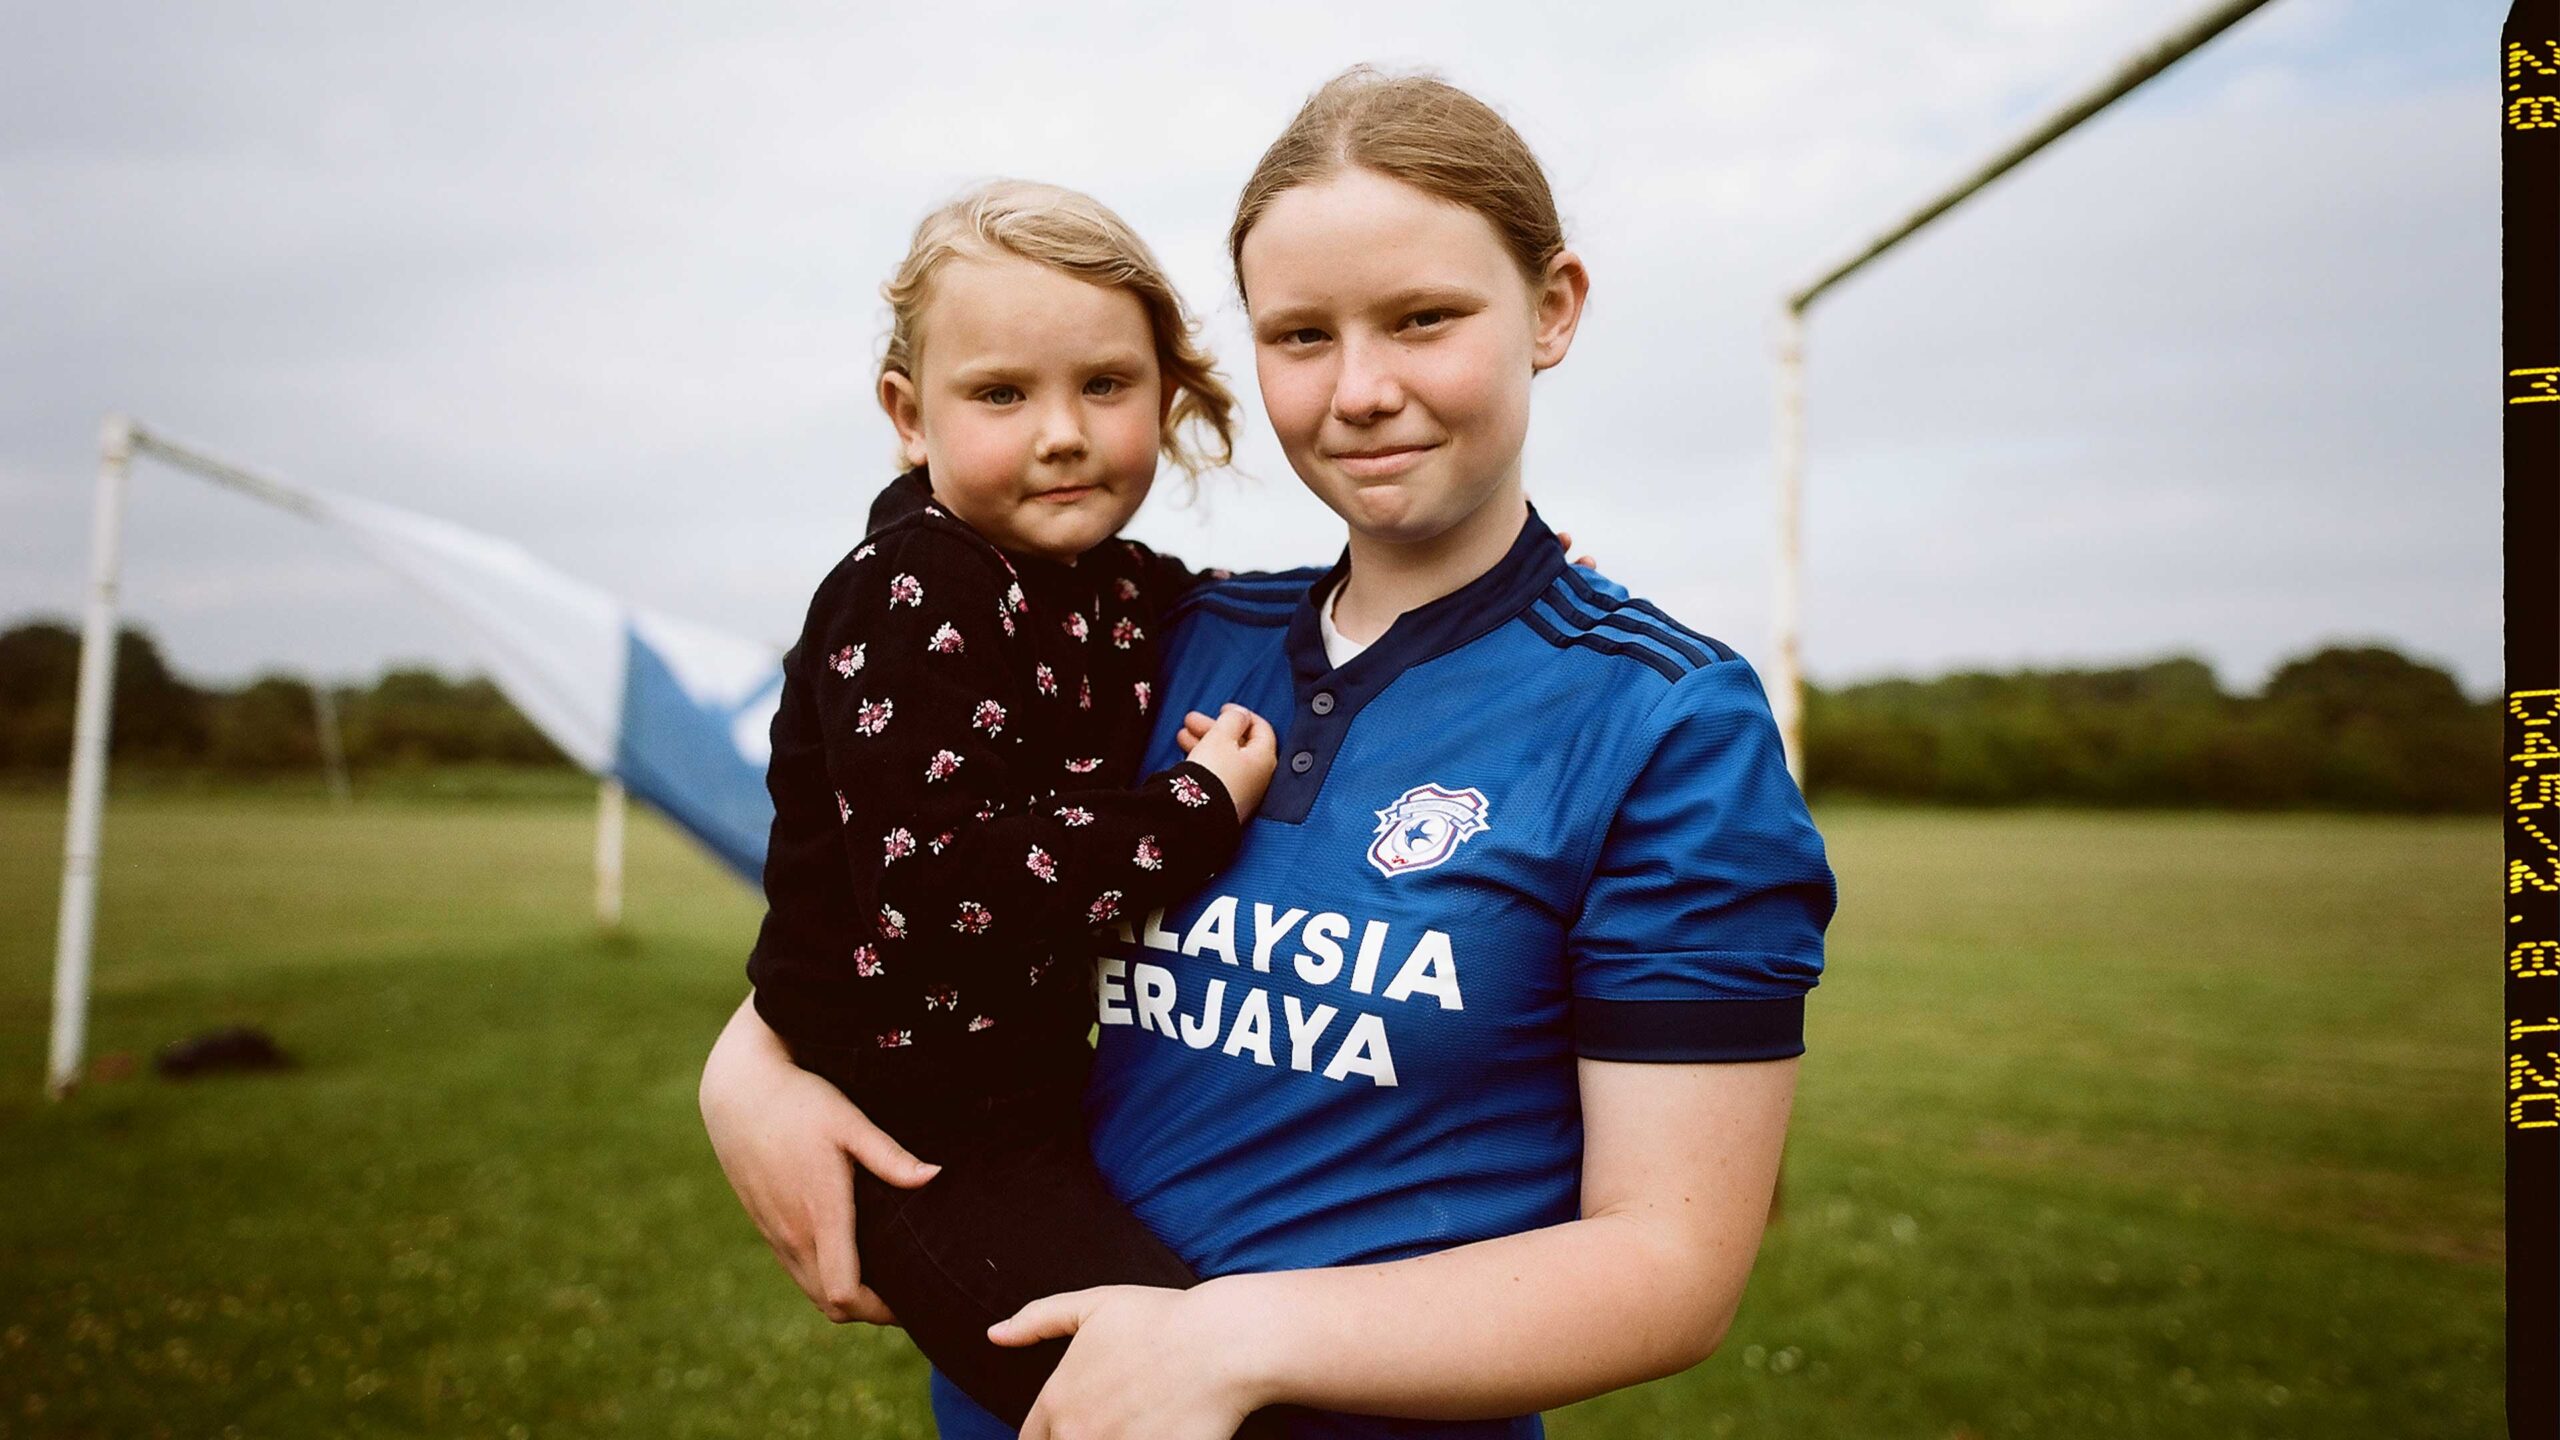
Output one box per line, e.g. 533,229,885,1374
740,178,1284,1430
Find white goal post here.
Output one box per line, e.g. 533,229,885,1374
1767,0,2279,782
42,420,732,1091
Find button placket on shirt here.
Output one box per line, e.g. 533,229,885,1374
1288,691,1337,774
1264,676,1361,821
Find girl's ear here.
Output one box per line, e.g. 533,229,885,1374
879,369,929,468
1529,250,1591,373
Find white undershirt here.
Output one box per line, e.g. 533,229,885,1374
1318,576,1371,668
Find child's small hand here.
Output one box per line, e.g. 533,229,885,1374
1175,710,1214,756
1179,704,1277,822
1555,530,1598,569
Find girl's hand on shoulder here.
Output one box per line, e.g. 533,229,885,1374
991,1281,1261,1440
1554,530,1598,569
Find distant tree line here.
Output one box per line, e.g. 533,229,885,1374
1802,647,2493,812
0,618,2494,811
0,620,565,773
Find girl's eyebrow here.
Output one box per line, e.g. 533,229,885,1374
946,360,1031,387
1370,285,1484,315
947,349,1151,386
1257,287,1485,334
1252,303,1327,334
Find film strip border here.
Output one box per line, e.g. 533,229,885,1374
2508,10,2560,1437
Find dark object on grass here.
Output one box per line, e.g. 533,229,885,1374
155,1026,294,1078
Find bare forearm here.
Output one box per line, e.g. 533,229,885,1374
703,993,785,1094
989,1061,1793,1433
1204,1059,1793,1421
1206,1208,1743,1421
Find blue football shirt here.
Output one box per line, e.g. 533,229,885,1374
931,506,1835,1439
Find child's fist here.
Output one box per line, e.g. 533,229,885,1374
1182,703,1277,822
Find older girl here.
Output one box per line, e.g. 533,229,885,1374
702,68,1834,1440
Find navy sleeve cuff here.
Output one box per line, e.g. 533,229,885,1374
1573,995,1806,1062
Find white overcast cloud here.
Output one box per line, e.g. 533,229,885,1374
0,0,2496,695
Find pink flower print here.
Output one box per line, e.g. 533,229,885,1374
1114,577,1141,602
1062,612,1089,642
883,827,915,862
1133,681,1152,714
1086,890,1125,925
1133,836,1164,871
1111,618,1142,650
927,622,965,655
974,804,996,822
853,543,877,562
997,601,1016,637
1025,845,1058,883
929,830,954,855
1055,805,1095,827
1007,581,1029,614
854,698,893,736
877,905,908,940
925,986,959,1012
830,643,865,678
1077,676,1092,711
888,573,924,607
1065,757,1104,775
877,1029,912,1049
971,699,1007,736
1034,664,1058,698
1171,774,1210,808
967,1014,995,1033
952,900,993,935
835,791,852,824
852,945,884,977
926,749,963,782
1028,958,1051,985
1206,567,1235,581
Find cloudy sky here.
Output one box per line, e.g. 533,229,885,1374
0,0,2495,698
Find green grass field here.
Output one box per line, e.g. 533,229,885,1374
0,789,2500,1438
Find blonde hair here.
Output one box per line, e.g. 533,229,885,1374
1229,66,1566,302
881,179,1236,482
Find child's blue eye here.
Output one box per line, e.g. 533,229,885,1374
1086,376,1125,397
981,386,1023,406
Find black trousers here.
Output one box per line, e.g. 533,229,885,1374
852,1083,1289,1436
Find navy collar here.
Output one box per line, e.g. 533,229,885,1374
1284,502,1567,692
1262,502,1568,824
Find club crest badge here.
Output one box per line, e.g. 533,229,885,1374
1368,783,1492,878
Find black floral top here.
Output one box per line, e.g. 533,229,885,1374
748,468,1241,1108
